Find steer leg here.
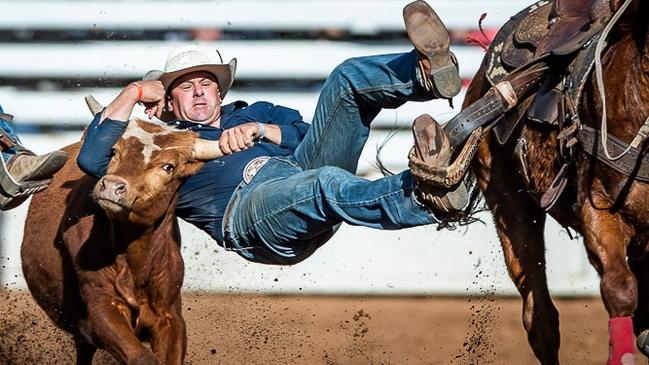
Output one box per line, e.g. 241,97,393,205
474,143,560,365
85,297,160,365
74,335,96,365
149,303,187,365
580,189,637,365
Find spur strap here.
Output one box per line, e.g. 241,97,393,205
578,126,649,182
443,61,548,146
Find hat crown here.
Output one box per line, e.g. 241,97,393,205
164,45,212,73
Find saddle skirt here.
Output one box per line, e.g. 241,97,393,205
484,0,602,144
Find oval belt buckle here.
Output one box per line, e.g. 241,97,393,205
243,156,270,184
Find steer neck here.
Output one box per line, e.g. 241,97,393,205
111,196,182,289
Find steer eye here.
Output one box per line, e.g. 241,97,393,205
162,163,175,173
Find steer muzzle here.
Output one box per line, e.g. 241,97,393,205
94,175,132,213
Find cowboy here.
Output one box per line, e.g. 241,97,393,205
78,1,470,264
0,105,69,210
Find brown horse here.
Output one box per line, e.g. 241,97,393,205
466,0,649,364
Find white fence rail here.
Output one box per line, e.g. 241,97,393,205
0,42,485,79
0,1,532,31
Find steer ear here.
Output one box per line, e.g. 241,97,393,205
192,139,224,160
179,161,204,178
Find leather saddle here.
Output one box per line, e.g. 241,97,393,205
478,0,609,210
498,0,611,72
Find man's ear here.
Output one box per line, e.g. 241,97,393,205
166,96,173,112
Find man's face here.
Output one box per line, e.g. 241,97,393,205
168,71,222,127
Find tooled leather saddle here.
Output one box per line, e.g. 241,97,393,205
480,0,612,209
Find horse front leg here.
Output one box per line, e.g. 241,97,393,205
629,254,649,358
474,145,560,365
581,191,637,365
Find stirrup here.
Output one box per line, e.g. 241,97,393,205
0,155,50,198
409,128,483,188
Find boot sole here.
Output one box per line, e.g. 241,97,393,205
403,1,461,98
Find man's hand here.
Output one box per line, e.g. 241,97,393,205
219,122,260,154
139,80,167,119
103,80,167,122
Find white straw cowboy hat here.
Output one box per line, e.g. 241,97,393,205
156,45,237,99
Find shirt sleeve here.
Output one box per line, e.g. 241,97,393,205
248,101,310,150
77,113,128,178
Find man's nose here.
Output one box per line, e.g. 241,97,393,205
193,84,204,97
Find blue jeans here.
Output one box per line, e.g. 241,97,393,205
223,51,439,265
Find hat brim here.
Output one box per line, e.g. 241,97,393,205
159,58,237,100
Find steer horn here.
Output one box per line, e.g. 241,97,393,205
85,95,104,116
192,139,224,160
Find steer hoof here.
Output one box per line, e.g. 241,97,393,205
131,350,160,365
637,329,649,357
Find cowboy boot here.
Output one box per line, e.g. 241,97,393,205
6,150,69,182
0,150,69,210
409,114,468,214
403,0,461,99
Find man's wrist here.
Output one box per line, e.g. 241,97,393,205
256,122,266,140
130,82,143,104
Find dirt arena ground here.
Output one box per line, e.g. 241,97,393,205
0,290,624,364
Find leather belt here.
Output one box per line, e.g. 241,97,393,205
443,61,548,146
578,125,649,182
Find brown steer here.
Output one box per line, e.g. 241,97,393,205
21,114,222,364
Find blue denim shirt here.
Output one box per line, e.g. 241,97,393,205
77,100,310,243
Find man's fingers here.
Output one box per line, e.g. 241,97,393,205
155,100,166,118
147,106,156,119
242,133,254,147
219,137,233,155
233,129,247,150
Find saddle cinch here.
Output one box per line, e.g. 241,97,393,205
435,0,619,210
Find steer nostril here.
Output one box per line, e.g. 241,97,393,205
114,183,126,197
99,176,129,199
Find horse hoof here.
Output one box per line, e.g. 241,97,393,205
637,329,649,357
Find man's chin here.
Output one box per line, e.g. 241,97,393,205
187,114,217,126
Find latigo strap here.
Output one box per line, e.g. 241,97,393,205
443,61,548,147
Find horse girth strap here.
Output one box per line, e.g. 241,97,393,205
443,61,548,147
578,126,649,183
